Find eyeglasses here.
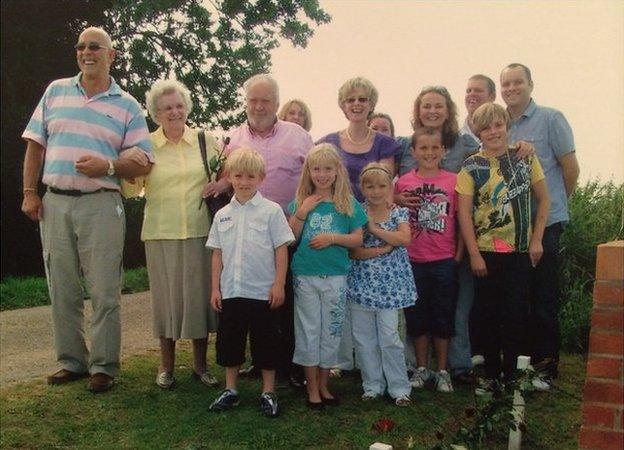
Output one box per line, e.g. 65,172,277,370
345,97,369,104
74,43,109,52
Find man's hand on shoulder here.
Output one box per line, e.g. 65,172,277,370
75,155,108,178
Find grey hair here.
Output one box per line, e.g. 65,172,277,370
243,74,280,103
145,79,193,123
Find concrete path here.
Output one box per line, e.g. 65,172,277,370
0,291,158,385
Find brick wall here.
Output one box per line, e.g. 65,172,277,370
579,241,624,450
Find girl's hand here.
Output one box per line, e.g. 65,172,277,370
309,233,334,249
299,194,323,217
367,219,381,236
394,191,419,209
528,239,544,268
268,283,285,309
210,290,222,312
469,253,488,277
514,140,536,159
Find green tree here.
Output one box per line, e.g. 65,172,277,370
101,0,330,129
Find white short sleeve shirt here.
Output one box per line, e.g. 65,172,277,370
206,191,295,301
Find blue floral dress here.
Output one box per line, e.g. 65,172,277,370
347,205,417,310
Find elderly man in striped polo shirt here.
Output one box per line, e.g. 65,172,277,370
21,27,153,393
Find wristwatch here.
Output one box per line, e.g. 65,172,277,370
106,160,115,176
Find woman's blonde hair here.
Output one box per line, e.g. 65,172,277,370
338,77,379,111
278,99,312,131
225,147,266,177
295,143,353,216
359,162,393,189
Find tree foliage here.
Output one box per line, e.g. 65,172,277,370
99,0,330,129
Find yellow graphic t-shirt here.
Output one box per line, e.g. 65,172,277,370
456,150,545,253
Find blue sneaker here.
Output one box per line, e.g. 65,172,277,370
209,389,240,412
260,392,281,418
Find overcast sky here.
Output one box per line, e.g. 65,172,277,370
269,0,624,183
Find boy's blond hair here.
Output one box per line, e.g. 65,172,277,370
359,162,392,188
225,147,266,176
472,102,510,137
294,143,354,216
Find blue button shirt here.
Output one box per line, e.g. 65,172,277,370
507,99,575,225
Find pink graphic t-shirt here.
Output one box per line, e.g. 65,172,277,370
395,169,458,263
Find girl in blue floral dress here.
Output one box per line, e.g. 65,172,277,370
348,163,417,406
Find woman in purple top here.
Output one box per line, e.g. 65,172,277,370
317,77,400,202
316,77,400,378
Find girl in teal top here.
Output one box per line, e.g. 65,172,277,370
288,143,367,410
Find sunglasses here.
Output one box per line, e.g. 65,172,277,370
345,97,369,104
74,43,109,52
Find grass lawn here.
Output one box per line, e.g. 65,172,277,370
0,349,585,449
0,267,149,311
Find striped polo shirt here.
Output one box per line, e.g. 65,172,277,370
22,74,153,192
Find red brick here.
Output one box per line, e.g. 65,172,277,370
589,331,624,356
593,281,624,306
618,409,623,430
584,379,624,404
596,242,624,282
583,405,617,427
587,358,624,379
579,426,624,450
592,309,624,331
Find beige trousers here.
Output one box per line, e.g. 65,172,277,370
41,191,125,377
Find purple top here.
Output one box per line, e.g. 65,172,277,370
316,132,400,201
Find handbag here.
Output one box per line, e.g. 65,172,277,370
198,130,231,217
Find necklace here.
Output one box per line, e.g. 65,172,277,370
345,127,372,145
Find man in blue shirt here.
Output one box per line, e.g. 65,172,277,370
500,63,580,389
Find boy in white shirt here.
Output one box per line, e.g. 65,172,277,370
206,147,295,418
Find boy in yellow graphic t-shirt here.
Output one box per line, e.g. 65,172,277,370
456,103,550,394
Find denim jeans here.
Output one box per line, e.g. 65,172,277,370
448,258,474,376
528,223,563,378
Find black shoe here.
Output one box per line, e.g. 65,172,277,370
239,365,260,378
306,400,325,411
289,373,306,389
321,395,340,407
209,389,240,412
260,392,281,418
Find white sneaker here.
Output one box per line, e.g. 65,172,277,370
361,391,380,401
409,366,430,389
394,395,411,407
155,371,175,389
471,354,485,366
435,370,454,393
475,378,498,396
532,376,552,392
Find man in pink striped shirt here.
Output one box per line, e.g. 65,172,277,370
21,27,153,393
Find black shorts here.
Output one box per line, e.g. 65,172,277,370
404,258,458,339
216,297,280,369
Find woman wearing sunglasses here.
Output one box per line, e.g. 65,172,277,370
316,77,401,378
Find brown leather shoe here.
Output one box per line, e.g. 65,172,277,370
46,369,89,385
88,373,114,393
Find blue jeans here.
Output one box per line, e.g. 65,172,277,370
448,258,474,376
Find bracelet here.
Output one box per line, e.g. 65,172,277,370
295,214,306,222
23,187,37,193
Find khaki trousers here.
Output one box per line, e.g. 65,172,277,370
41,191,125,377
